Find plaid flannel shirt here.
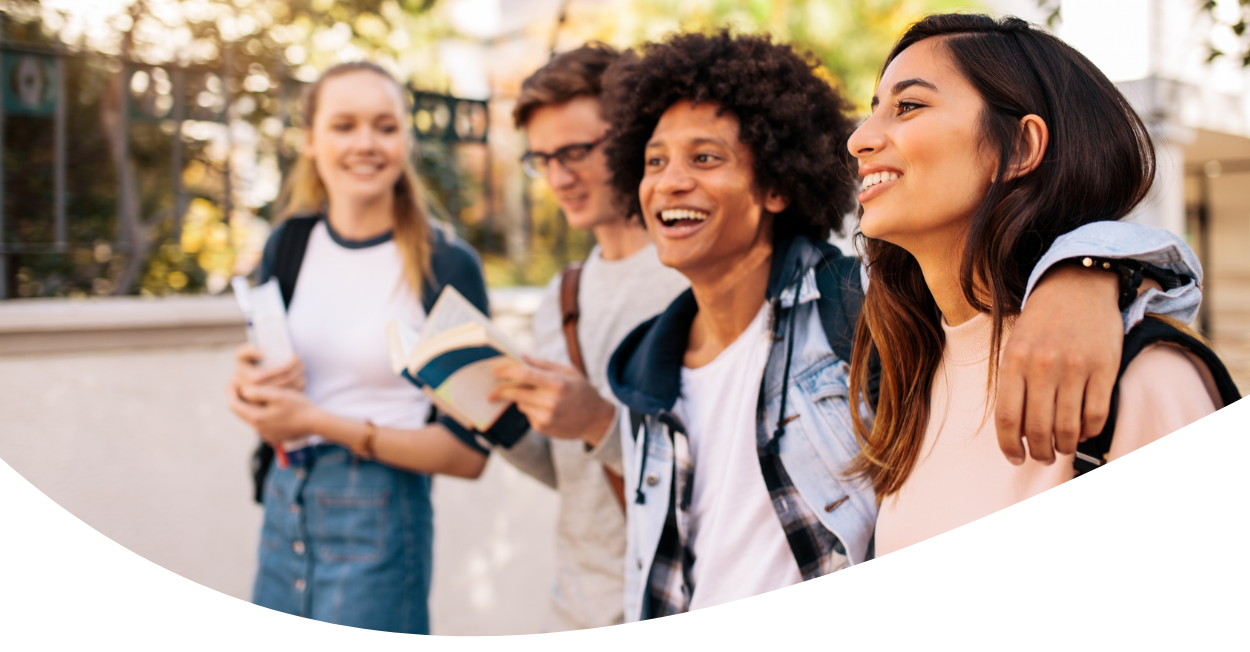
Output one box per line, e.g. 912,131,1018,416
642,298,848,619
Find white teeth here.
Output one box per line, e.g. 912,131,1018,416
861,171,900,190
349,165,381,174
659,209,709,222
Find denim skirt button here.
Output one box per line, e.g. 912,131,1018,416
645,473,659,486
293,469,307,481
294,578,306,591
289,503,300,515
293,540,305,555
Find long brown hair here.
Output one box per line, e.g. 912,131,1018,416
275,61,433,297
848,14,1157,499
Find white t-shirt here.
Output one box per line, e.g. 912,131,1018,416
286,221,432,439
676,302,802,611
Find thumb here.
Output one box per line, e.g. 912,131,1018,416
241,384,282,404
522,355,578,376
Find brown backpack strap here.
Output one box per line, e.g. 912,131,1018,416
559,262,587,375
559,262,627,513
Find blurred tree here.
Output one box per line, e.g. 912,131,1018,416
2,0,471,297
557,0,981,112
1036,0,1060,29
1201,0,1250,66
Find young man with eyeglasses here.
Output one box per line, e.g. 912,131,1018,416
483,43,689,631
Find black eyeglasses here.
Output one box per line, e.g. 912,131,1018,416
520,136,605,178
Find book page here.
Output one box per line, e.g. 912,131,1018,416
385,319,420,375
421,386,474,430
433,357,513,431
408,323,489,372
420,286,522,359
250,279,294,367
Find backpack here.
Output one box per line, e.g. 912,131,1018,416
811,243,881,407
1074,317,1241,476
558,262,629,512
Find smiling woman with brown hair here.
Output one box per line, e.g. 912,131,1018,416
846,14,1240,556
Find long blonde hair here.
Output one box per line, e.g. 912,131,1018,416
275,61,433,298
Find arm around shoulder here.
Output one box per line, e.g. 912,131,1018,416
1025,221,1203,329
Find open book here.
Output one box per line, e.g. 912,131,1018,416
387,286,525,434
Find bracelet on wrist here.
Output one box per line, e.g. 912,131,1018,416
351,420,377,461
1068,256,1144,312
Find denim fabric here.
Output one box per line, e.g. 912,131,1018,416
1024,221,1203,330
617,271,877,622
253,445,433,634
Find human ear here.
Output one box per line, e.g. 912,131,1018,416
763,189,789,214
1007,114,1049,180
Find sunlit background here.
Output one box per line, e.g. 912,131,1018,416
0,0,1247,636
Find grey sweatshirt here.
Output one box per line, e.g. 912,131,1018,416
498,243,689,631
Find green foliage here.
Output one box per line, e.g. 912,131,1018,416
1202,0,1250,67
562,0,985,112
1036,0,1060,29
2,0,464,298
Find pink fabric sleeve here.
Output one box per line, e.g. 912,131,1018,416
1109,343,1221,460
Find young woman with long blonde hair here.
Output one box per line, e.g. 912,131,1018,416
226,62,511,633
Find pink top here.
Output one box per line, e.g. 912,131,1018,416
874,313,1222,557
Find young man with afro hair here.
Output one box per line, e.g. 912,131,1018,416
602,30,1202,620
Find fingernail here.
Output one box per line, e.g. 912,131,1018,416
1007,454,1024,466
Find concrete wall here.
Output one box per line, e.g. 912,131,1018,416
0,292,558,636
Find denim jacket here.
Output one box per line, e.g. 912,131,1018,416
606,221,1202,622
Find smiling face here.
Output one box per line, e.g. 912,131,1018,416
848,38,996,258
305,70,408,210
525,95,624,230
639,100,787,278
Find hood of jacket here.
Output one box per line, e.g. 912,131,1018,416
607,234,837,416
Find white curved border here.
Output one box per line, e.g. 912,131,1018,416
2,398,1246,649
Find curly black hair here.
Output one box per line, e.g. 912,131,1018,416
601,30,859,241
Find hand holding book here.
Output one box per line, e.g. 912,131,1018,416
488,356,617,448
386,286,530,447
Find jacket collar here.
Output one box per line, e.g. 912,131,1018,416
607,234,829,416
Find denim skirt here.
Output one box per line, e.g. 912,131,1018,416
252,444,434,634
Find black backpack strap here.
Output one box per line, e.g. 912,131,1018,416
1075,317,1242,476
813,245,880,407
268,215,320,306
250,215,319,505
